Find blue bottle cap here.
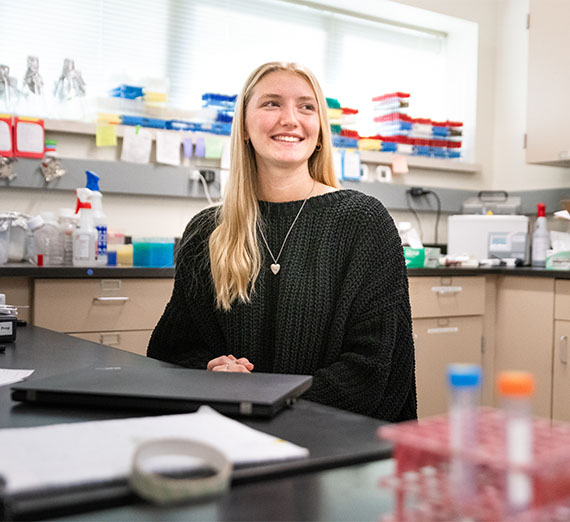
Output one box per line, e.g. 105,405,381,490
447,363,482,388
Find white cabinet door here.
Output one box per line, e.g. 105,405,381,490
526,0,570,165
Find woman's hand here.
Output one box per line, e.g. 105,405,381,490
207,354,254,373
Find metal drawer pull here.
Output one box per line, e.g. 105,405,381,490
560,335,568,365
431,286,463,295
427,327,459,334
93,296,130,303
100,333,121,346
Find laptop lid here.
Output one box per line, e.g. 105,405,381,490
11,366,313,418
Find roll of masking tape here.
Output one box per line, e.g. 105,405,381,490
129,438,232,505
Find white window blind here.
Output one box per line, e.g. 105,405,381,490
1,0,451,132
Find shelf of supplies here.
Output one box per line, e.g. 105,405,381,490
359,150,481,173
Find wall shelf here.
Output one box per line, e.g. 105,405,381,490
359,150,481,173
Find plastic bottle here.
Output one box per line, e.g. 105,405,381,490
497,371,535,515
531,202,550,267
58,208,77,266
85,170,108,266
447,363,482,511
73,189,97,267
26,212,64,266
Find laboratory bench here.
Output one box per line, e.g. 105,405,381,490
0,326,394,521
1,264,570,421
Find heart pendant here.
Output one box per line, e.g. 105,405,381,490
270,263,280,275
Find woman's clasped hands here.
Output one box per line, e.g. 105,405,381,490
207,354,254,373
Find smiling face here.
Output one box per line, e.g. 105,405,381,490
244,70,321,175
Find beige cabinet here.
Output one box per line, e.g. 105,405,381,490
526,0,570,166
493,276,555,418
33,278,173,356
409,276,486,418
0,277,32,323
552,280,570,421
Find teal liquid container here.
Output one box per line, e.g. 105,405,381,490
132,238,174,267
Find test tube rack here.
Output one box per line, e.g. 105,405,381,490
378,407,570,521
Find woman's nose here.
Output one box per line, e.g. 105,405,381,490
280,104,298,127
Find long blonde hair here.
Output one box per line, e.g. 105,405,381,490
209,62,340,311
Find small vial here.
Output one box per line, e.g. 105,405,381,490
497,371,535,514
447,363,482,508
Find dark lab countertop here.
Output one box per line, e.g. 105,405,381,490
1,263,569,279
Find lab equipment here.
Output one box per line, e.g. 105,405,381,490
531,202,550,267
447,214,530,263
447,364,482,508
132,238,174,268
73,189,97,266
85,171,108,266
497,371,535,514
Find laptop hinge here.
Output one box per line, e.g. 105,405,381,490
239,402,253,415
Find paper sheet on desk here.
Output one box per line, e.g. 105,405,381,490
0,368,34,387
0,406,308,495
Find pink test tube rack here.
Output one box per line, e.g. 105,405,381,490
378,407,570,521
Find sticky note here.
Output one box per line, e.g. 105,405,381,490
194,137,205,158
121,126,152,164
183,137,193,158
392,155,409,174
155,131,181,166
96,124,118,147
205,137,223,159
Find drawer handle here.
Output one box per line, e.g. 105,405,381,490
560,336,568,365
427,327,459,334
93,296,130,303
431,286,463,295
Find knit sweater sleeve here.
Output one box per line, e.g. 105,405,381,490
302,200,417,422
147,208,219,369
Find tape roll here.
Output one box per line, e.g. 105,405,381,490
129,438,232,505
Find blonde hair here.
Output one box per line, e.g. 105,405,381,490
209,62,340,311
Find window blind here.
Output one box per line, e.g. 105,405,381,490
1,0,448,129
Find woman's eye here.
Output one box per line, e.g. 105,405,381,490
263,100,279,107
301,104,316,111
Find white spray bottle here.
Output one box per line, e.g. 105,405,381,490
73,188,97,266
85,170,108,265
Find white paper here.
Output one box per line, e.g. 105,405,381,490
120,126,152,164
0,406,308,494
0,368,34,387
0,120,12,152
16,121,44,153
155,131,181,166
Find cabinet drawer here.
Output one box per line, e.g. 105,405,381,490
555,280,570,320
70,330,153,357
409,276,485,318
34,278,173,333
413,315,483,418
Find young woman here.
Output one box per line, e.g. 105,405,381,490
148,62,416,422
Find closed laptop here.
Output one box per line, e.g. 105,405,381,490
11,366,313,418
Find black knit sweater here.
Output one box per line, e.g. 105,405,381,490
147,189,417,422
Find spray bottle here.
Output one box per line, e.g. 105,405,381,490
73,188,97,266
531,202,550,267
85,170,108,266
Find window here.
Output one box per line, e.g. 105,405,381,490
1,0,477,159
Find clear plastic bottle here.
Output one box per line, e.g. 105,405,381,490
447,363,482,511
73,190,97,267
531,202,550,267
34,212,64,266
58,208,77,266
497,371,535,515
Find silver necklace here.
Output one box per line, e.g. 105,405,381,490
258,179,315,275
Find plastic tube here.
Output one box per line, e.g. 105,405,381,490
497,371,535,514
447,363,482,508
